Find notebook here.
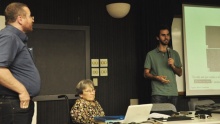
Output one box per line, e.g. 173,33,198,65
94,115,124,123
95,104,153,123
122,104,153,123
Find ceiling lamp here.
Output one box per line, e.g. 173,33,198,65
106,3,131,18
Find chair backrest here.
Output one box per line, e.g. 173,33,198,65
57,95,79,124
151,103,177,112
188,99,215,111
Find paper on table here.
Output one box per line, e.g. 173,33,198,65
149,113,171,118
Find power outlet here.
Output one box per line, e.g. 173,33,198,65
91,68,99,76
100,68,108,76
100,59,108,67
91,59,99,67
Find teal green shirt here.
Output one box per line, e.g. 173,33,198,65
144,48,182,96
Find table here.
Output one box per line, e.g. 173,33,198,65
163,113,220,124
97,113,220,124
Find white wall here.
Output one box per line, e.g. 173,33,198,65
0,15,37,124
33,102,37,124
172,17,185,92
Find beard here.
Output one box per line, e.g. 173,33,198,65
23,23,33,33
159,40,169,46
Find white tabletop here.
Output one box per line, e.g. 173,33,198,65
98,113,220,124
162,113,220,124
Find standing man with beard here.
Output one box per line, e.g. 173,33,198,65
144,25,182,107
0,2,41,124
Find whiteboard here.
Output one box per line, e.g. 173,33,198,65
0,15,5,30
172,17,185,92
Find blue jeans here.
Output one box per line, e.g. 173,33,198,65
0,98,34,124
151,95,178,107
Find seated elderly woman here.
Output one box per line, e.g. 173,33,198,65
70,79,105,124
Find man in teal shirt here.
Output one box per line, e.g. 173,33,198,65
144,25,182,107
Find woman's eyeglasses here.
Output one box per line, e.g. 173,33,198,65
84,89,96,93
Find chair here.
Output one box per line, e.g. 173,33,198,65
58,95,79,124
188,99,215,111
151,103,177,112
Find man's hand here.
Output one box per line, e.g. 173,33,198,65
144,69,169,84
0,68,31,109
19,91,30,109
155,75,170,84
167,58,182,76
168,58,175,67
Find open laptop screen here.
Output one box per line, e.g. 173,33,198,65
123,104,153,123
94,104,153,123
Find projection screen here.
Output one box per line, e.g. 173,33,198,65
183,4,220,96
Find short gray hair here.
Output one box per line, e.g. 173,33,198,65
76,79,94,95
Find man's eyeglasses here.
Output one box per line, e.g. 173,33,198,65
84,89,96,93
19,15,34,20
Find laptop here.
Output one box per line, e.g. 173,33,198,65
95,104,153,123
122,104,153,123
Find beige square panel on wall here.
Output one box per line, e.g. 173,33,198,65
100,68,108,76
91,59,99,67
100,59,108,67
91,68,99,76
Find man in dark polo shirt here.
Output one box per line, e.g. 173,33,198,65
0,2,41,124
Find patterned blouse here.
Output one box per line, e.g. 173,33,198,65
70,98,105,124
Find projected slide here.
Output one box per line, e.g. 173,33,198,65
183,4,220,96
206,26,220,72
